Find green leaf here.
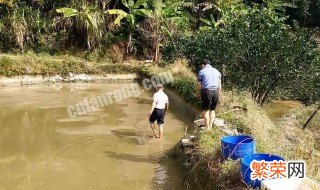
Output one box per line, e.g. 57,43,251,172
126,14,135,29
133,9,153,17
128,0,134,8
84,13,94,28
106,9,128,25
121,0,129,8
214,20,223,27
154,0,165,16
200,18,212,26
199,26,212,31
133,0,146,9
279,3,297,8
160,25,171,37
106,9,127,15
56,7,79,18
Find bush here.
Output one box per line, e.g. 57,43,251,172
163,6,320,105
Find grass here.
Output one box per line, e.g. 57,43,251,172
275,105,320,181
139,59,201,107
185,91,320,189
141,60,320,189
0,52,140,76
0,53,319,188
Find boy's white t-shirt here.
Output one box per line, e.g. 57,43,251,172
153,90,169,109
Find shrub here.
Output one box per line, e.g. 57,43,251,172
163,6,320,105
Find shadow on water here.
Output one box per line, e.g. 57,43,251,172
132,97,152,105
103,150,159,164
110,129,143,145
111,129,136,137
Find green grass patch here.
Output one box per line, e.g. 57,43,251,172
0,53,138,76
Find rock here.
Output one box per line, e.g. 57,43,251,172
21,75,42,85
21,76,30,85
214,118,225,127
87,76,93,81
53,75,63,82
0,77,21,86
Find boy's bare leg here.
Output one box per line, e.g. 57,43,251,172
202,110,210,129
208,110,215,130
149,122,158,137
159,124,164,139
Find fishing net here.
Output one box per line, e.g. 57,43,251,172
134,117,151,145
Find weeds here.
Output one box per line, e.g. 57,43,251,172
0,53,138,76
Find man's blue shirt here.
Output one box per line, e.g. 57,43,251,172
198,64,221,89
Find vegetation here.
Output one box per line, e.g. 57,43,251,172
0,53,139,76
151,62,320,189
1,1,318,104
140,59,201,106
163,3,320,105
0,0,320,189
0,0,191,61
187,95,320,189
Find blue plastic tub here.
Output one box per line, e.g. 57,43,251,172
221,135,256,160
241,153,284,189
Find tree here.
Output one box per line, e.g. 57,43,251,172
106,0,152,54
107,0,192,63
163,5,320,104
145,0,192,63
56,1,105,50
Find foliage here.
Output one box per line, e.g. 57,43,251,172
163,5,320,104
105,0,192,61
106,0,153,53
0,5,51,52
0,53,140,76
166,75,199,103
0,0,319,105
139,60,200,106
106,0,152,28
286,0,320,27
55,1,105,50
0,0,13,7
149,0,193,62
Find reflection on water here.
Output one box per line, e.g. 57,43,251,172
0,83,188,190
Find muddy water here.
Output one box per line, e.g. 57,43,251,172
0,83,190,190
264,100,302,120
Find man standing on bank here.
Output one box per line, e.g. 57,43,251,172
198,59,221,130
149,84,169,139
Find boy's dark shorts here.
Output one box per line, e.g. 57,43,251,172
201,89,219,110
149,108,165,125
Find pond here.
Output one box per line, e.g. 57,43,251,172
264,100,302,120
0,83,190,190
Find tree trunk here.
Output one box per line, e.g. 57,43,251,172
87,36,91,50
302,105,320,130
153,18,160,64
127,32,132,54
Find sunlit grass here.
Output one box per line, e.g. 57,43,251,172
0,53,139,76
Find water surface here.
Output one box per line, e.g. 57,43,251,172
0,83,188,190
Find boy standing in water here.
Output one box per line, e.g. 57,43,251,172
148,84,169,139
